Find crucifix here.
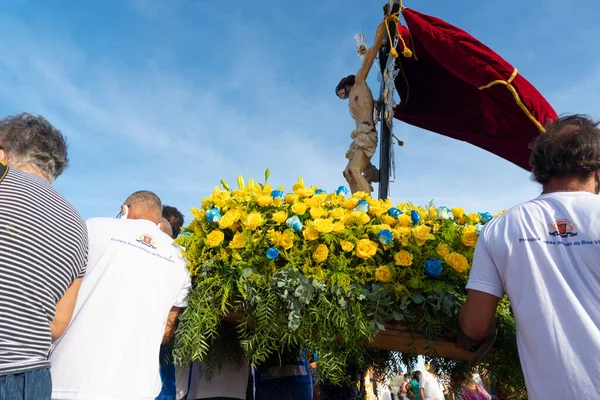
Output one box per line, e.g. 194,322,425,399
336,1,401,199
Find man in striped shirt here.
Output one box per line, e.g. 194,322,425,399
0,113,88,399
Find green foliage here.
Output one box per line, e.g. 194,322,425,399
172,175,524,395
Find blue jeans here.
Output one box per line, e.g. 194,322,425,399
156,344,176,400
0,368,51,400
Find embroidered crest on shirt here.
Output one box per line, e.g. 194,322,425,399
136,234,157,249
548,219,577,238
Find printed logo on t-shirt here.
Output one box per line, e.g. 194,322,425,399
548,218,577,238
136,234,157,249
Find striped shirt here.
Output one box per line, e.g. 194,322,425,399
0,165,88,375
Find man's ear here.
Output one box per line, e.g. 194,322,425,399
120,205,129,219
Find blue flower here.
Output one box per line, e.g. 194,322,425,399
315,189,326,195
387,207,402,218
286,216,303,232
266,247,279,260
479,212,493,224
425,258,443,277
411,210,421,224
336,186,349,196
355,199,370,213
378,229,393,245
271,190,284,199
205,208,221,223
475,223,484,236
437,206,451,220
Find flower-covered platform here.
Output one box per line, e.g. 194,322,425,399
173,171,520,386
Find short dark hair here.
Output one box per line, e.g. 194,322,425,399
335,75,356,96
163,205,184,237
0,113,68,181
529,114,600,185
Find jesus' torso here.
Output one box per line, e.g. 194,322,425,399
348,81,374,129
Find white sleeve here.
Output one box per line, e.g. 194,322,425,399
466,228,504,298
174,268,191,308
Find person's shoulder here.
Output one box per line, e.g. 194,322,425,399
86,217,121,230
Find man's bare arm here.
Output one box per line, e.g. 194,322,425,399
51,278,83,342
355,23,385,83
459,289,501,342
162,306,182,344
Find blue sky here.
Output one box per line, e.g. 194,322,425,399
1,0,599,222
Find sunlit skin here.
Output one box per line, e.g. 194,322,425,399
339,23,385,194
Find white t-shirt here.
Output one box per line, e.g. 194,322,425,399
50,218,191,400
176,361,249,400
419,371,444,400
467,192,600,400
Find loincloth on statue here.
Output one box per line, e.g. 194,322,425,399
346,124,378,160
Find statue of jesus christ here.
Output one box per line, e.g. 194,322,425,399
336,22,385,194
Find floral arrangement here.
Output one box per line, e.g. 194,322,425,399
173,171,523,393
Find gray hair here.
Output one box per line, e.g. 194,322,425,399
159,217,174,238
0,113,68,182
123,190,162,217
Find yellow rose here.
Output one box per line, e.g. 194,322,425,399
292,181,304,193
303,226,319,241
381,215,398,227
393,227,412,239
312,244,329,263
412,225,435,246
285,194,299,204
260,184,273,195
343,198,359,210
272,211,288,224
461,227,478,247
340,240,355,252
314,218,334,233
297,188,315,198
330,208,345,219
437,243,451,258
375,266,393,283
219,209,240,229
369,205,387,217
429,207,437,218
273,197,283,207
452,207,465,219
310,207,327,219
333,222,345,233
229,232,246,249
206,230,225,248
291,202,308,215
340,214,354,226
398,214,413,227
191,207,204,220
255,195,273,207
445,252,470,273
267,229,283,246
355,239,378,259
433,223,441,232
468,213,481,224
243,212,264,231
351,211,370,225
394,250,413,267
280,231,294,250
